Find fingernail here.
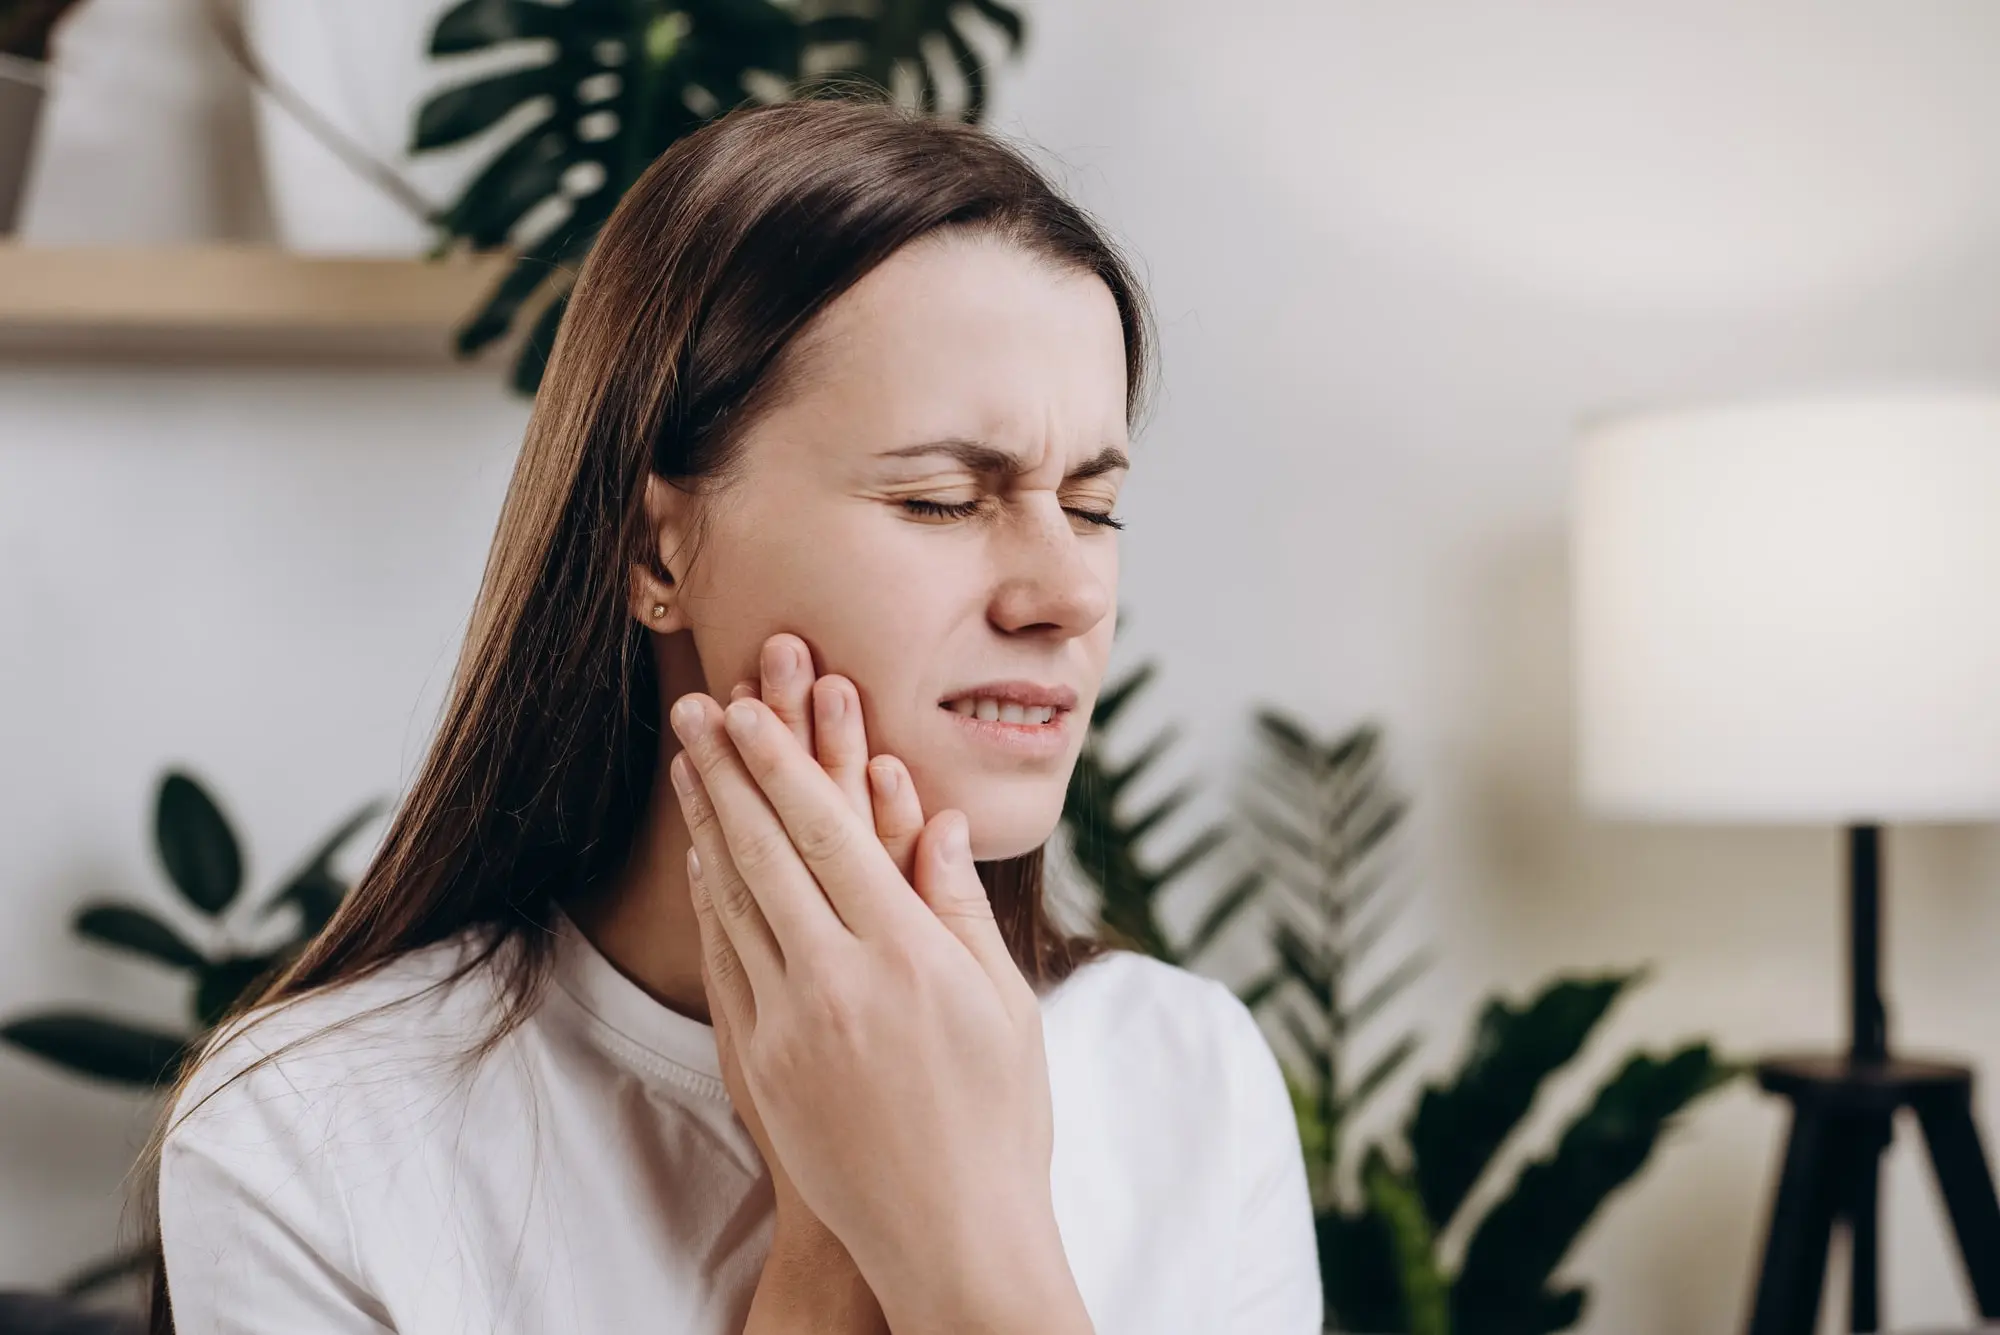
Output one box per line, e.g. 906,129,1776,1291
724,698,759,738
671,696,702,736
730,681,755,702
670,751,694,795
764,638,795,686
819,680,844,724
686,847,702,880
869,759,895,797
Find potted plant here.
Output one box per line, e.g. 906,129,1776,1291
1,769,382,1297
1061,621,1741,1333
0,0,89,231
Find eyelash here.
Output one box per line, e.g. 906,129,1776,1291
902,498,1127,531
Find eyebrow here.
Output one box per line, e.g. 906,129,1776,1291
879,438,1131,482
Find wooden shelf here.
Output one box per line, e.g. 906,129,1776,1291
0,244,519,367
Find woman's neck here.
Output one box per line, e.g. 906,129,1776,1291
567,737,712,1026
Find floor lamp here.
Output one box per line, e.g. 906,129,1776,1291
1570,391,2000,1335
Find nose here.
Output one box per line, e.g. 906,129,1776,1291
986,495,1114,638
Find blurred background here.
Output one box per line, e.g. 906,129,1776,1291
9,2,2000,1333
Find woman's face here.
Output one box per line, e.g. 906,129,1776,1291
651,231,1130,860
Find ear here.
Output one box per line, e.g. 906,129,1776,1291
630,472,695,634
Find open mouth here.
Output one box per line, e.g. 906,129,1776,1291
938,697,1067,726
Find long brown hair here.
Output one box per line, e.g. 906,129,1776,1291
138,92,1153,1330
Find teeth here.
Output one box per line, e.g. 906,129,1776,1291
946,697,1057,724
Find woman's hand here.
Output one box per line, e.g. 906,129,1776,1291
704,638,921,1333
670,638,1091,1335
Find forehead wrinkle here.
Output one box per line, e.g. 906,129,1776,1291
878,437,1129,482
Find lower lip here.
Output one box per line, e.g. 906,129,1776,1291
938,704,1073,758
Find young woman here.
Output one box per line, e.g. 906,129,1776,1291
148,95,1321,1334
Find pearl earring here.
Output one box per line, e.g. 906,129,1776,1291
650,604,667,620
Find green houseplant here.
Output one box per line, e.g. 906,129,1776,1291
1063,624,1740,1334
1,770,381,1295
408,0,1028,394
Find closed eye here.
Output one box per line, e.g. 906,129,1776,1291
901,497,1126,530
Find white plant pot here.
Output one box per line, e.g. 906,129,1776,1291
0,54,46,234
241,0,478,256
16,0,264,243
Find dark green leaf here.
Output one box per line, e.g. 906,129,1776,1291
1104,726,1179,800
939,18,988,120
1407,974,1634,1235
1452,1044,1736,1335
1250,706,1320,771
798,16,874,46
74,904,205,972
414,66,556,151
1270,917,1335,999
263,869,344,942
510,289,572,395
1321,1203,1409,1334
961,0,1028,50
262,797,386,938
1149,824,1229,894
1122,779,1197,849
441,124,578,248
1235,965,1284,1013
0,1013,192,1088
268,798,384,890
429,0,581,54
59,1245,155,1299
1361,1147,1452,1335
155,772,242,916
1090,660,1155,731
1182,866,1264,961
1241,802,1322,883
1279,1001,1330,1088
1342,1032,1419,1124
1349,952,1430,1031
195,954,284,1030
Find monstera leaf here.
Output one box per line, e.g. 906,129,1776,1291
413,0,1028,393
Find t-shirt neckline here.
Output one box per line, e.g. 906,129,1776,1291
549,905,727,1099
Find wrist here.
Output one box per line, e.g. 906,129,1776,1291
747,1216,887,1335
873,1224,1092,1335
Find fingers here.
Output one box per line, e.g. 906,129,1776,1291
813,676,873,821
669,728,826,984
759,635,816,757
867,754,925,882
689,846,756,1051
912,810,1024,993
709,694,930,942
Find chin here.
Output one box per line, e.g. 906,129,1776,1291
961,791,1069,864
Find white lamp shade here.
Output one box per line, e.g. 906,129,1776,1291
1573,391,2000,824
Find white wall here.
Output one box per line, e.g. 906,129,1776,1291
8,3,2000,1332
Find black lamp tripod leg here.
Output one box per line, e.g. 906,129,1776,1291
1846,1116,1887,1332
1913,1083,2000,1315
1750,1102,1847,1335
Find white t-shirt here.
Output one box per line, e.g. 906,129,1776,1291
158,908,1323,1334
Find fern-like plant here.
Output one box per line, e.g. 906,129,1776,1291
411,0,1027,393
1056,610,1265,967
1061,666,1743,1335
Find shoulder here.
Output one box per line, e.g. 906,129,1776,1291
1045,947,1262,1041
1042,947,1281,1095
164,927,513,1156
